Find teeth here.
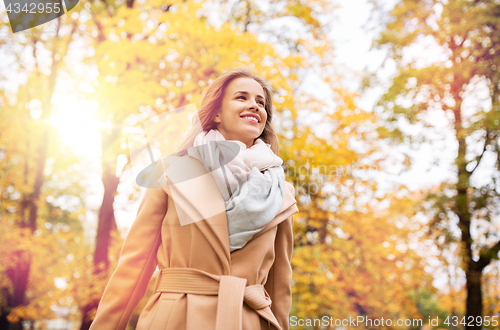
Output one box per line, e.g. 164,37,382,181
241,116,258,123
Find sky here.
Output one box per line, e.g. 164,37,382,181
327,0,458,192
331,0,495,192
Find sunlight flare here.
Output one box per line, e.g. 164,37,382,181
49,96,102,160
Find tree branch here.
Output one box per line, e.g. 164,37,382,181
468,128,493,175
477,239,500,270
89,6,107,43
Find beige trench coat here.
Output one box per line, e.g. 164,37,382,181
89,154,299,330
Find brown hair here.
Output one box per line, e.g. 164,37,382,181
174,68,279,156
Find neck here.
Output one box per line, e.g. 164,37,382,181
214,129,256,149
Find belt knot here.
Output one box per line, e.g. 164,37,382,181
155,268,281,330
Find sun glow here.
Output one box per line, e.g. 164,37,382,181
49,96,102,160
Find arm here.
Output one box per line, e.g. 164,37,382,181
89,181,168,329
264,214,295,330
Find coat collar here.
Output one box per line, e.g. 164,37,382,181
157,155,297,272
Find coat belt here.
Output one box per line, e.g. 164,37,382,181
155,268,282,330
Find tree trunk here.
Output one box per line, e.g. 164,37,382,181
465,267,483,330
452,91,483,329
3,33,58,329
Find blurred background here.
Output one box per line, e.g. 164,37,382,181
1,0,499,329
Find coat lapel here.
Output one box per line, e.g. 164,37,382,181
158,155,231,272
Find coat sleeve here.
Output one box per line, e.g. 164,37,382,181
264,213,295,330
89,166,169,330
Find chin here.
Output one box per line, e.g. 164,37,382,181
238,127,261,140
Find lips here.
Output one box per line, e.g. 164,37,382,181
240,113,260,123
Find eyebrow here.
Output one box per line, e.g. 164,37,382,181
234,91,265,100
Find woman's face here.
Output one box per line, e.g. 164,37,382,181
214,77,268,149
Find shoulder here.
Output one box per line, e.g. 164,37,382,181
284,180,295,196
154,155,212,195
159,155,186,167
137,155,187,192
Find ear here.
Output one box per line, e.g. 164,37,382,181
214,112,222,124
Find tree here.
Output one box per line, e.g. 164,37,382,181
369,0,500,326
289,162,434,326
0,16,80,328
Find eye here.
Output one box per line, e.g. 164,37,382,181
258,100,265,106
237,95,246,100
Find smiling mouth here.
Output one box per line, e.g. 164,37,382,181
240,116,259,124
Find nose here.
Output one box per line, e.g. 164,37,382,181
248,99,259,110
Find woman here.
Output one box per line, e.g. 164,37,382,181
89,68,299,330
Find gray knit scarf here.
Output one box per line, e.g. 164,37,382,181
187,129,285,252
